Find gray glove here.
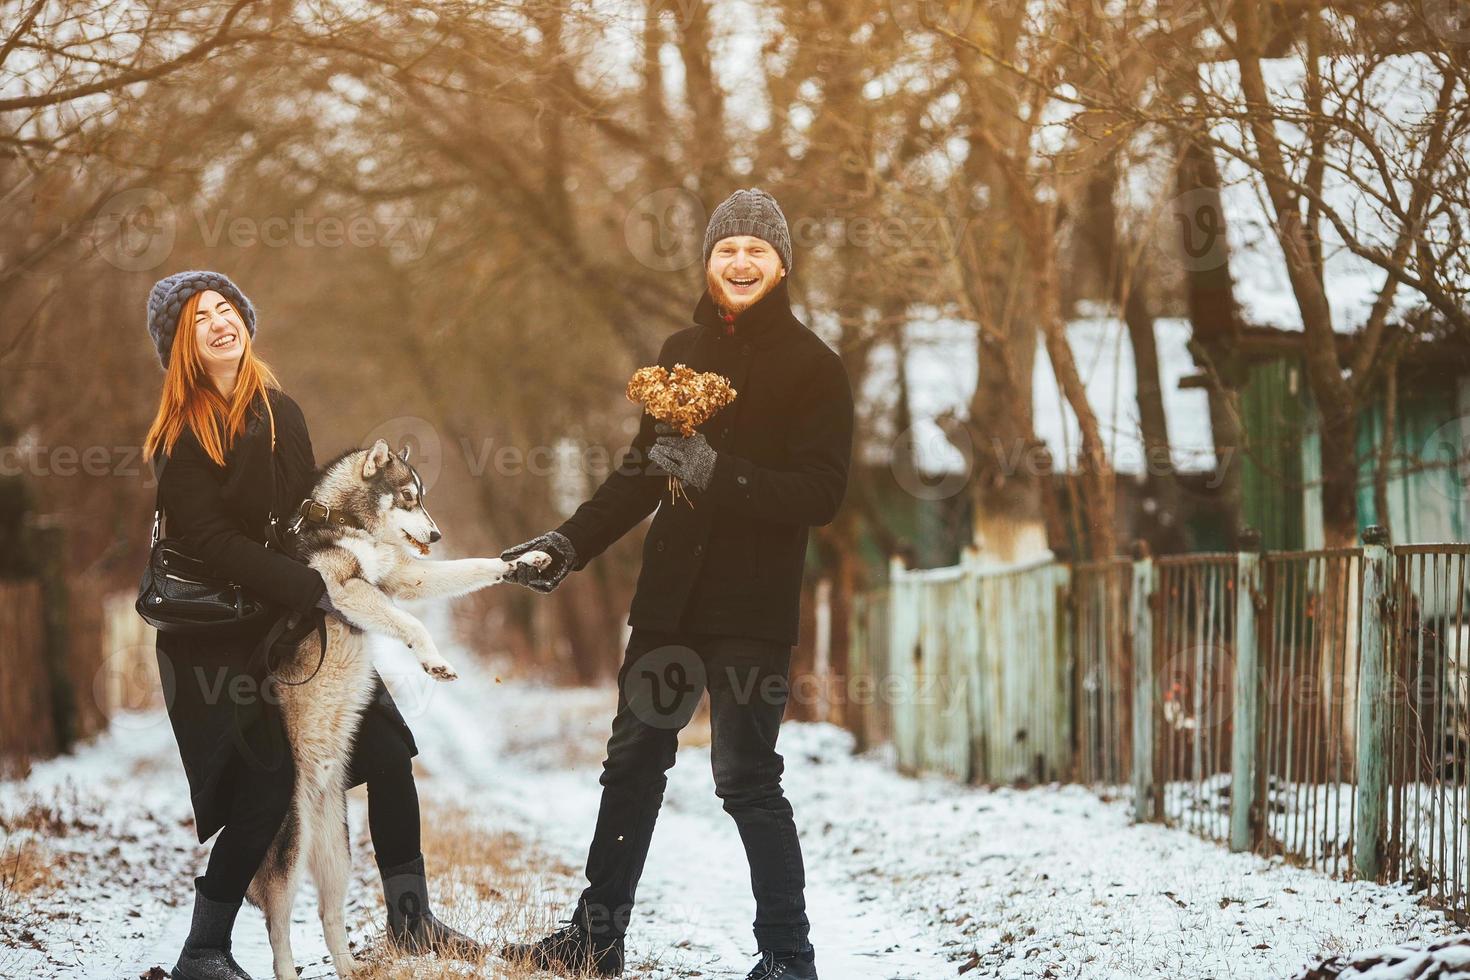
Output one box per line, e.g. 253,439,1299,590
647,423,718,492
500,530,577,594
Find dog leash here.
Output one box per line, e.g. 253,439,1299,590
227,610,329,773
269,614,329,687
243,607,329,687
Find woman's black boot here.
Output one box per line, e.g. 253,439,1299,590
380,854,486,959
170,877,254,980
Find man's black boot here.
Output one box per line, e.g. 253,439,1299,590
500,902,625,977
170,878,254,980
745,944,818,980
380,854,487,959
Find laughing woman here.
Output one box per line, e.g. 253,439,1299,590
141,271,481,980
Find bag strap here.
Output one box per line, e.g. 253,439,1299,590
264,415,282,549
150,451,168,546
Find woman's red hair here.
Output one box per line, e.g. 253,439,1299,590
143,291,279,466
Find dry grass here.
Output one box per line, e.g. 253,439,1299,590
0,795,76,913
0,836,62,899
341,792,699,978
345,797,601,979
0,795,75,838
0,794,83,980
0,827,64,971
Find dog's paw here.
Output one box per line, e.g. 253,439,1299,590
476,556,513,585
333,953,364,977
421,658,459,682
517,549,554,571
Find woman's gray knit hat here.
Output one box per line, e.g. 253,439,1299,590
703,188,792,271
146,270,256,368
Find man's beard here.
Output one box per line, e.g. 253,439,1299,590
706,267,777,317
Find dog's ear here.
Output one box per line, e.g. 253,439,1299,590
362,438,394,479
397,442,411,463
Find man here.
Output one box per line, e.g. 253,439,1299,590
500,188,853,980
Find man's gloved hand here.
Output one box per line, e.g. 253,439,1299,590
500,530,577,594
647,422,718,492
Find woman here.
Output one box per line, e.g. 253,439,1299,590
142,270,481,980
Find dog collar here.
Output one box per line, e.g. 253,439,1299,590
288,497,365,534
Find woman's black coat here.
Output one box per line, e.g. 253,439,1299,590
152,387,416,843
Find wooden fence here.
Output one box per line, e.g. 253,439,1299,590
863,553,1070,784
0,580,55,761
0,583,154,767
846,528,1470,923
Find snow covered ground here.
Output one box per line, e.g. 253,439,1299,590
0,600,1460,979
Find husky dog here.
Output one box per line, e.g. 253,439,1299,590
246,438,549,979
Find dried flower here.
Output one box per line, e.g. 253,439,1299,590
626,363,737,437
626,363,737,506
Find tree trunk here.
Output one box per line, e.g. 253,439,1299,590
674,0,728,197
1081,155,1187,554
1234,0,1357,546
1177,137,1246,544
953,36,1053,565
1034,232,1117,561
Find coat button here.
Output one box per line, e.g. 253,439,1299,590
737,475,749,486
694,544,703,556
656,539,665,551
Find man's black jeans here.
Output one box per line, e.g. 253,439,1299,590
578,628,810,952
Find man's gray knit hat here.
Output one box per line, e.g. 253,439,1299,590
703,188,792,271
146,270,256,368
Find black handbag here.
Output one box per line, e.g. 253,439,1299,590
135,453,276,636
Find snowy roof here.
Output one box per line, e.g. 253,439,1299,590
860,313,1216,476
1198,53,1460,333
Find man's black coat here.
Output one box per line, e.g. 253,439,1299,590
556,278,854,645
153,388,416,842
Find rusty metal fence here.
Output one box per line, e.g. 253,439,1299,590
1256,548,1363,876
1379,543,1470,914
1152,553,1238,843
846,586,892,753
846,529,1470,923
